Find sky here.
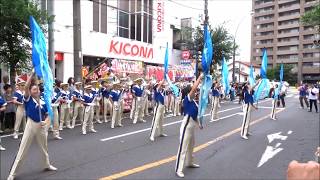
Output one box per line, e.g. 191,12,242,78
171,0,253,62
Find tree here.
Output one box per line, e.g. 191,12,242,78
266,64,297,85
193,24,235,75
0,0,50,84
301,4,320,33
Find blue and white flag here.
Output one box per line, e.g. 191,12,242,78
280,64,284,86
249,65,255,86
30,16,54,123
198,24,213,125
163,43,179,97
221,57,230,95
254,49,270,102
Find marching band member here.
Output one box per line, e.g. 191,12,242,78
51,83,63,140
240,80,260,140
71,82,84,128
173,83,182,116
270,84,279,120
0,95,7,151
132,78,146,124
149,80,167,142
101,80,112,123
109,82,123,129
82,85,97,135
118,83,127,126
175,74,203,178
8,72,57,180
91,80,102,124
129,82,135,120
211,82,220,121
12,80,26,139
168,89,175,113
142,83,151,117
59,83,71,130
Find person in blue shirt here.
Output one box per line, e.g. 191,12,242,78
270,83,280,120
12,80,26,139
101,80,112,123
71,82,84,128
0,96,7,151
91,80,102,124
51,83,63,140
298,83,309,109
59,83,71,130
8,72,57,180
240,80,260,140
109,82,123,129
81,85,97,135
211,81,221,121
149,80,167,142
175,74,204,178
173,82,182,116
132,78,146,124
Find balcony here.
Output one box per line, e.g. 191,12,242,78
304,1,319,8
254,1,275,9
278,4,301,13
278,0,300,4
278,14,300,21
277,50,299,55
253,34,275,40
254,18,275,25
277,23,300,30
303,57,320,62
254,10,275,17
254,27,275,33
277,32,300,38
303,48,320,53
301,39,316,44
277,40,299,46
302,66,320,74
252,51,274,57
254,43,274,49
302,29,318,35
276,58,299,63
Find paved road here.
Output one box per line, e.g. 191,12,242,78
1,89,319,180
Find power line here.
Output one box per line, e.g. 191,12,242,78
167,0,204,11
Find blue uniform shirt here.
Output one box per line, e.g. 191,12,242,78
299,86,307,96
154,88,165,105
183,95,198,121
109,90,121,102
91,88,100,98
24,96,48,123
72,89,83,100
212,88,220,97
101,87,110,98
244,90,254,104
52,91,61,104
0,96,7,107
132,85,144,97
82,93,94,106
60,90,70,102
13,90,24,103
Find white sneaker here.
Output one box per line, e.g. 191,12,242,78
66,125,72,129
160,134,168,137
187,163,200,168
141,119,146,123
117,124,123,127
97,120,102,124
111,126,115,129
176,171,184,178
90,129,97,133
82,131,87,135
13,134,18,139
7,175,14,180
45,165,58,171
54,136,63,140
241,135,249,140
150,137,155,142
0,145,6,151
59,127,63,131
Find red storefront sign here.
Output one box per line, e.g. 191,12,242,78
55,52,64,61
108,40,153,59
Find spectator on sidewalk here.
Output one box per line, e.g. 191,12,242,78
308,84,319,113
3,84,16,131
298,83,309,109
278,84,287,108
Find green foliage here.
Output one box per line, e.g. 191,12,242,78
301,4,320,33
193,24,235,70
0,0,50,83
266,64,297,85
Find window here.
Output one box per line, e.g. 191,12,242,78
279,10,300,17
278,36,299,42
278,1,299,9
278,54,298,60
255,15,274,21
303,53,313,58
278,19,299,26
304,34,314,40
92,0,108,33
278,28,299,34
278,45,298,51
303,44,314,49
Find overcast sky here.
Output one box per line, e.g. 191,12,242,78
171,0,252,62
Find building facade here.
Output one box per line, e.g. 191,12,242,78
51,0,196,82
251,0,320,83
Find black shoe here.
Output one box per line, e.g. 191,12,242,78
308,110,312,112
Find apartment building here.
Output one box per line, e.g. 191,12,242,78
251,0,320,83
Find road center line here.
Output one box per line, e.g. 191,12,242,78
99,108,285,180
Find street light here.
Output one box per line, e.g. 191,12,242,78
232,11,254,83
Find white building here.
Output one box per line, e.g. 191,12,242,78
51,0,200,82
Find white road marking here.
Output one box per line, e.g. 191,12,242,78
287,130,292,134
257,106,285,110
267,132,288,143
209,113,239,122
258,146,283,167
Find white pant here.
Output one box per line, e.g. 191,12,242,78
82,106,94,133
150,103,165,139
59,103,70,129
141,97,149,117
270,99,276,119
211,96,219,120
111,101,121,128
241,104,252,137
169,95,174,112
103,98,112,122
14,105,26,134
52,106,60,137
93,105,101,122
173,97,181,116
9,118,51,177
133,97,143,124
175,115,196,173
71,101,83,127
130,98,136,120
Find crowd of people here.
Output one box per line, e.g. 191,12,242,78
0,72,319,179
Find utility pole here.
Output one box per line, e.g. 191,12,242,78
48,0,55,77
73,0,83,82
204,0,208,25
